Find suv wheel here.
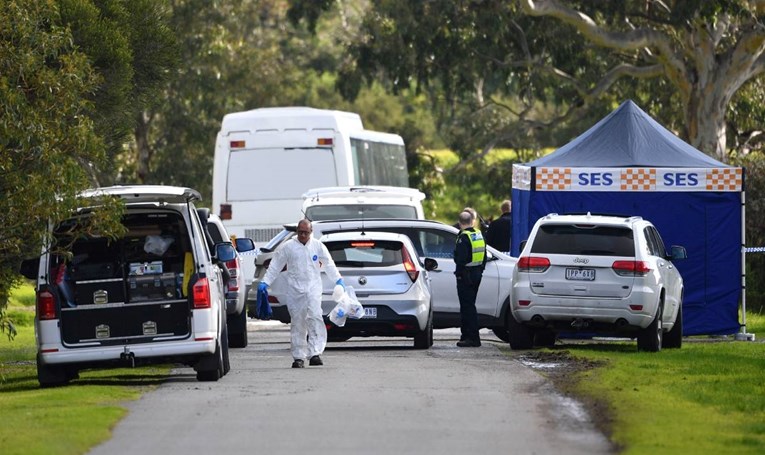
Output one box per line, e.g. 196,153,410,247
228,309,248,348
637,305,663,352
534,329,557,348
662,304,683,349
507,311,534,350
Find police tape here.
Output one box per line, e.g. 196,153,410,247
745,247,765,253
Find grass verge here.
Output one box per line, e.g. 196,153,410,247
538,313,765,454
1,284,170,455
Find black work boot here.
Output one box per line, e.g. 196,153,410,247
292,359,305,368
309,355,323,366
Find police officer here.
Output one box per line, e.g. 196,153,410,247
454,210,486,347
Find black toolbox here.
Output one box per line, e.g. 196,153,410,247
127,272,181,302
74,278,126,305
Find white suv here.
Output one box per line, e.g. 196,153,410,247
510,213,686,352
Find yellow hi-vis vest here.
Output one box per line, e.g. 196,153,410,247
460,229,486,267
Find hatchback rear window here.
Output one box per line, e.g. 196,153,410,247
325,240,403,267
530,224,635,256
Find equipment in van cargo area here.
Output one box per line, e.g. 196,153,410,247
127,272,181,302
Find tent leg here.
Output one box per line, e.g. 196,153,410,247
736,189,755,342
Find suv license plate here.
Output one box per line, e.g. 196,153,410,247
566,268,595,281
363,307,377,318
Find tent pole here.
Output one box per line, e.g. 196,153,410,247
736,187,755,341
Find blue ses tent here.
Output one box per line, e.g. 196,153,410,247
511,100,745,336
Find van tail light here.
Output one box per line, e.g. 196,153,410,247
193,278,212,309
518,256,550,273
220,204,232,220
612,260,650,277
401,247,419,282
225,259,239,291
37,289,57,320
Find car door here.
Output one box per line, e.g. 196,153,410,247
645,226,683,321
395,227,500,318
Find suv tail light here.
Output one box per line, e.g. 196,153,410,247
518,256,551,273
612,260,650,276
193,278,212,308
225,258,239,291
401,247,419,282
37,289,57,320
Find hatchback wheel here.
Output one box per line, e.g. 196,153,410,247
414,310,434,349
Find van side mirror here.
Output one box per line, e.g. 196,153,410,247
669,245,687,261
20,257,40,280
234,237,255,253
214,242,237,263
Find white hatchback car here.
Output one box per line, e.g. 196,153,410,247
302,185,426,221
318,231,436,348
511,213,686,352
249,219,517,340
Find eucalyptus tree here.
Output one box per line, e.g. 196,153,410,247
521,0,765,160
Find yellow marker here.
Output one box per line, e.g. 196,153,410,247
182,252,193,297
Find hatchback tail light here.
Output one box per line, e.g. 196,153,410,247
518,256,551,273
37,289,57,320
401,247,419,282
192,278,211,309
612,260,650,276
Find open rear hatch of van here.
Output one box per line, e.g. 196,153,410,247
53,210,194,345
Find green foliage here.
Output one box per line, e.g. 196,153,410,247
0,0,104,326
58,0,180,185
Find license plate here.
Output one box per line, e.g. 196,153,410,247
363,307,377,318
566,268,595,281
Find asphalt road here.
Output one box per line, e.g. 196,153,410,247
88,321,612,455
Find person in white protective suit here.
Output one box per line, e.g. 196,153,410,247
258,219,344,368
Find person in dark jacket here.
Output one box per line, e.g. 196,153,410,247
485,200,512,253
453,210,486,347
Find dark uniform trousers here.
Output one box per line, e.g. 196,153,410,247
456,265,483,342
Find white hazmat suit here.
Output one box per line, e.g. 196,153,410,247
261,235,341,362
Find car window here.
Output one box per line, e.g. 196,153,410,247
306,204,418,221
530,224,635,256
325,240,403,267
646,226,667,258
207,224,225,244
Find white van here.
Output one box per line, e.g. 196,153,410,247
20,186,255,386
301,185,426,221
212,106,411,298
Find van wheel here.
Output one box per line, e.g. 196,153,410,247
507,311,534,350
637,305,663,352
228,309,248,348
37,354,70,388
196,340,224,381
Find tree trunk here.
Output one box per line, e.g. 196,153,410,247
686,87,728,162
134,112,152,184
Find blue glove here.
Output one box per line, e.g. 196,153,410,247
336,278,345,289
258,282,268,292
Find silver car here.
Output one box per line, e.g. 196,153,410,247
265,231,436,348
248,219,517,341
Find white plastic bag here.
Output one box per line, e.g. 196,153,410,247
329,285,364,326
144,235,174,256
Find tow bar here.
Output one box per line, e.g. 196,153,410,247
120,346,136,368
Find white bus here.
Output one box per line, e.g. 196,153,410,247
211,106,410,286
